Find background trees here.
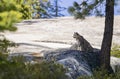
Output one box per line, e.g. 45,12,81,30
0,0,22,31
40,0,66,18
0,0,33,31
68,0,104,19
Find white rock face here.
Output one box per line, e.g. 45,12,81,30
3,16,120,56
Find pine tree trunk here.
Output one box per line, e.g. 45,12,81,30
55,0,58,17
100,0,114,71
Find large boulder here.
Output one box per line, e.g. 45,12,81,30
44,49,100,79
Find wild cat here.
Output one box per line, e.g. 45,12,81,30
70,32,94,52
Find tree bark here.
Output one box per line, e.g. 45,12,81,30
55,0,58,17
100,0,114,71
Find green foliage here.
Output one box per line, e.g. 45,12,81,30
32,0,48,19
111,44,120,58
0,0,30,32
0,0,46,31
0,54,67,79
68,0,104,19
0,35,16,53
77,68,120,79
16,0,48,19
16,0,32,19
0,0,17,12
113,68,120,79
28,61,67,79
0,11,22,31
31,0,42,19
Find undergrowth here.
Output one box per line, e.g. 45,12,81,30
78,67,120,79
0,54,67,79
111,44,120,58
0,35,67,79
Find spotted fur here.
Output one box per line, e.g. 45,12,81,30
70,32,94,52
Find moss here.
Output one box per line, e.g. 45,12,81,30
111,44,120,58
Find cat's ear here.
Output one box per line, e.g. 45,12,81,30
76,32,79,35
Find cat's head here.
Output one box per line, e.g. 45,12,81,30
73,32,82,38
